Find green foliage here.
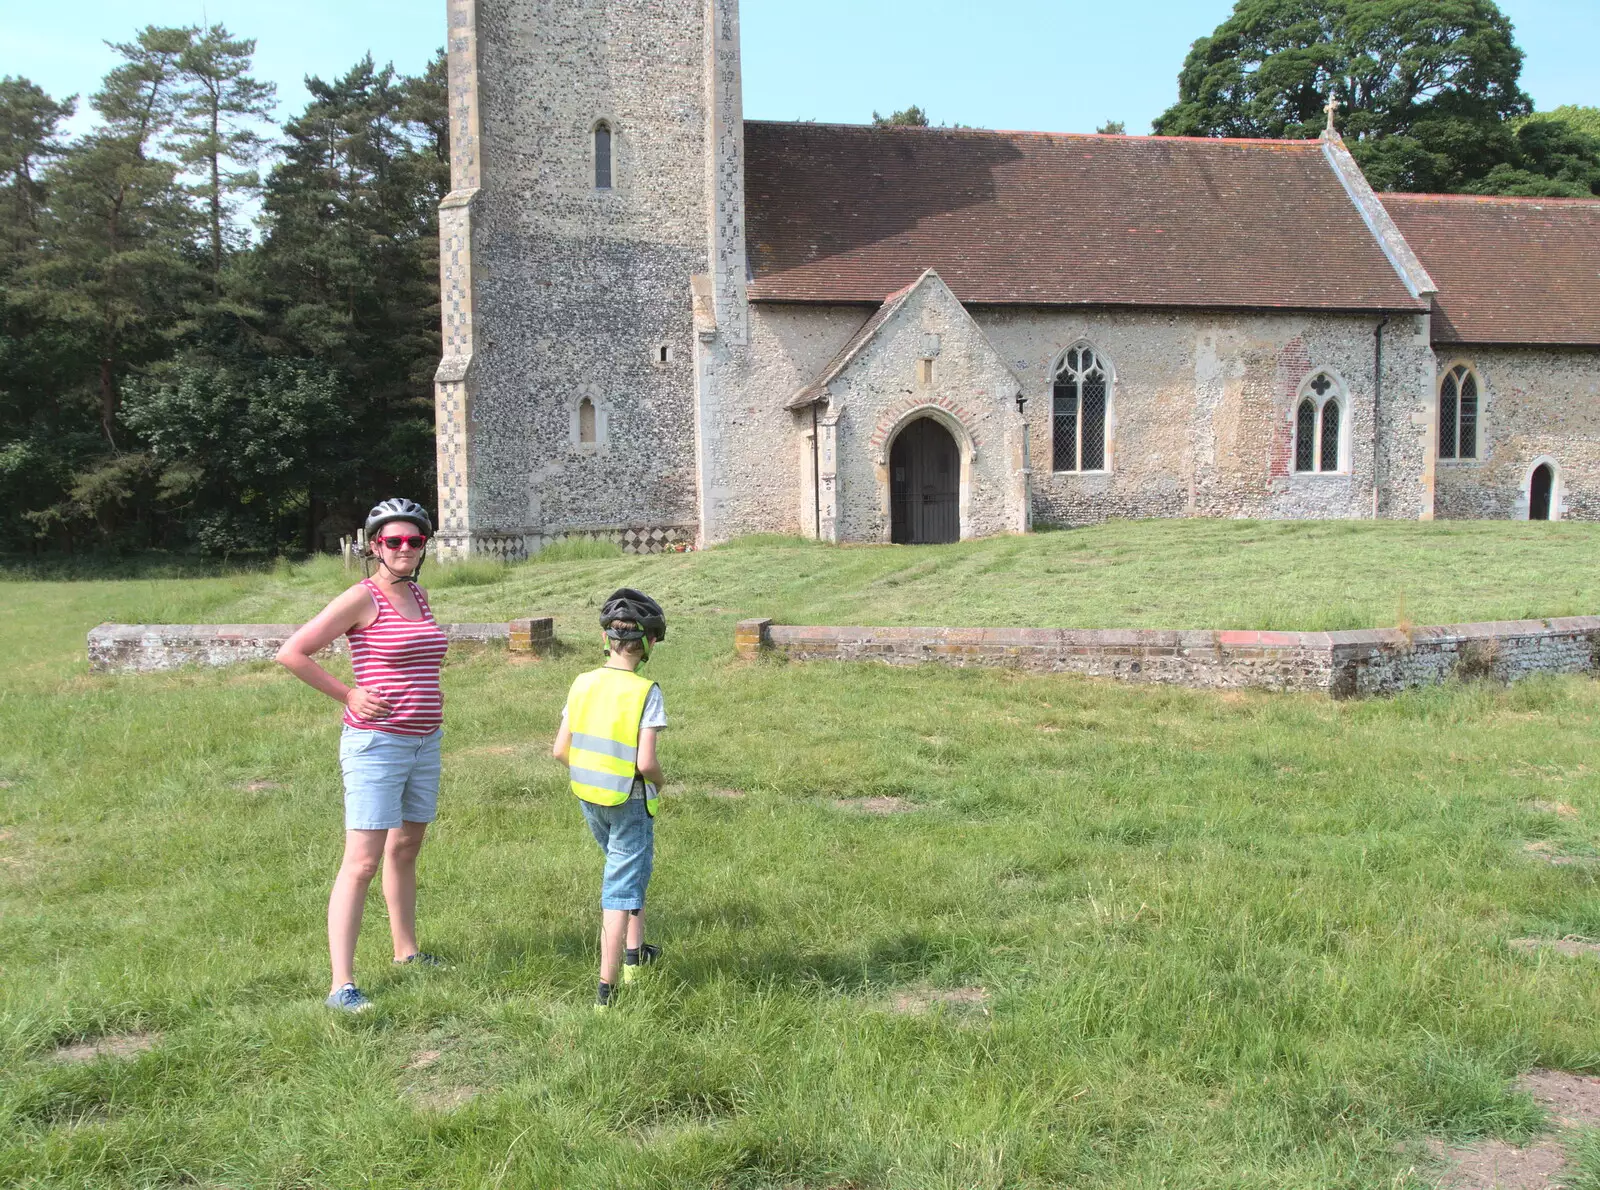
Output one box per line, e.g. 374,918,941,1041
1470,105,1600,197
0,31,447,556
1524,104,1600,140
1153,0,1548,192
0,77,74,271
1471,115,1600,196
120,359,352,553
1096,120,1127,135
169,24,277,286
872,105,929,127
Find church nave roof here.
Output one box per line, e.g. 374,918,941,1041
743,121,1429,315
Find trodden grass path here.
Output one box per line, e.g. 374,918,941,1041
3,523,1600,1187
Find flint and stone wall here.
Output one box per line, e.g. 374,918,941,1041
701,303,1441,543
735,616,1600,697
88,619,554,674
437,0,729,559
1432,347,1600,521
974,307,1435,526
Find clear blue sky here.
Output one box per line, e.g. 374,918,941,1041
3,0,1596,138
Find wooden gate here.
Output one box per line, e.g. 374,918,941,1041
889,417,959,544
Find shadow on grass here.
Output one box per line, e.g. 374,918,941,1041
475,917,969,997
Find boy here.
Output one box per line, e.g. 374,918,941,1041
552,588,668,1010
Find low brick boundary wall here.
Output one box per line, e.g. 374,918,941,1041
88,617,555,674
734,616,1600,697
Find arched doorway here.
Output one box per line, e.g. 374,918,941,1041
890,417,959,544
1530,463,1554,521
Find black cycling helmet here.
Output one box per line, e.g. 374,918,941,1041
600,588,667,643
365,497,433,540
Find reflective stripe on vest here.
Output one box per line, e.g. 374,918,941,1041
566,666,659,816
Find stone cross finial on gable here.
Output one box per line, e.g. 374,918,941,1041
1323,92,1341,138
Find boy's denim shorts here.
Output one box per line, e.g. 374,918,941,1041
579,791,654,911
339,725,442,831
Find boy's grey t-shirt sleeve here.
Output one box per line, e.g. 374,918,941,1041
641,685,667,730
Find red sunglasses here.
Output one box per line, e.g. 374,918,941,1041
376,534,428,549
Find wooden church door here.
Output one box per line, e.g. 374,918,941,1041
890,417,959,544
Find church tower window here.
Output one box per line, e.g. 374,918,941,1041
594,122,613,190
1438,364,1479,460
578,397,597,444
1293,372,1345,473
1051,344,1110,472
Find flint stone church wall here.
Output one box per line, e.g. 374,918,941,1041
703,304,1439,543
698,305,866,540
458,0,710,558
821,277,1026,542
975,308,1435,527
1432,347,1600,521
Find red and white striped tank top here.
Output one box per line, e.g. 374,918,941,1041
342,578,449,736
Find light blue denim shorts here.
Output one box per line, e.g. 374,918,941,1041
339,726,442,831
579,789,654,911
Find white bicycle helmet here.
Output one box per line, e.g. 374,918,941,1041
364,498,433,539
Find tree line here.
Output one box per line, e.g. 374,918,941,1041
2,2,1597,557
1,27,446,555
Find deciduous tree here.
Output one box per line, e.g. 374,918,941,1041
1153,0,1533,191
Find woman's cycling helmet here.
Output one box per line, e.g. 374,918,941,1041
600,588,666,643
365,498,433,540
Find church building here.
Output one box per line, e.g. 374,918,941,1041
432,0,1600,558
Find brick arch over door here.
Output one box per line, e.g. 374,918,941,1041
873,401,977,542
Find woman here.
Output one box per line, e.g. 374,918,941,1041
277,498,450,1012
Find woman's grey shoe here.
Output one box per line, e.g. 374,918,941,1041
326,983,373,1013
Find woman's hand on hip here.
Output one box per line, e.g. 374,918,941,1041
345,687,394,720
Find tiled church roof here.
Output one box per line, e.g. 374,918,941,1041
743,122,1427,312
1379,194,1600,346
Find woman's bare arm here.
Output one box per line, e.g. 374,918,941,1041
275,585,392,719
552,718,572,765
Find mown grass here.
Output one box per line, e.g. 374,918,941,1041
3,521,1600,1188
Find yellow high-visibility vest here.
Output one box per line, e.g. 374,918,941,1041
566,666,659,817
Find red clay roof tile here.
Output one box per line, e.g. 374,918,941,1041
743,122,1427,312
1379,194,1600,346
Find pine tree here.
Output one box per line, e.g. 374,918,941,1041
171,25,276,293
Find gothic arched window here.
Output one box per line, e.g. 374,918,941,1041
578,397,597,444
594,122,613,190
1294,372,1345,474
1051,344,1110,472
1438,364,1479,460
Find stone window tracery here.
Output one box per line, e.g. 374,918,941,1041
594,121,613,190
1051,344,1109,472
1438,364,1479,460
1293,371,1345,474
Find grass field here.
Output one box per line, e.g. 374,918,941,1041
5,521,1600,1188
